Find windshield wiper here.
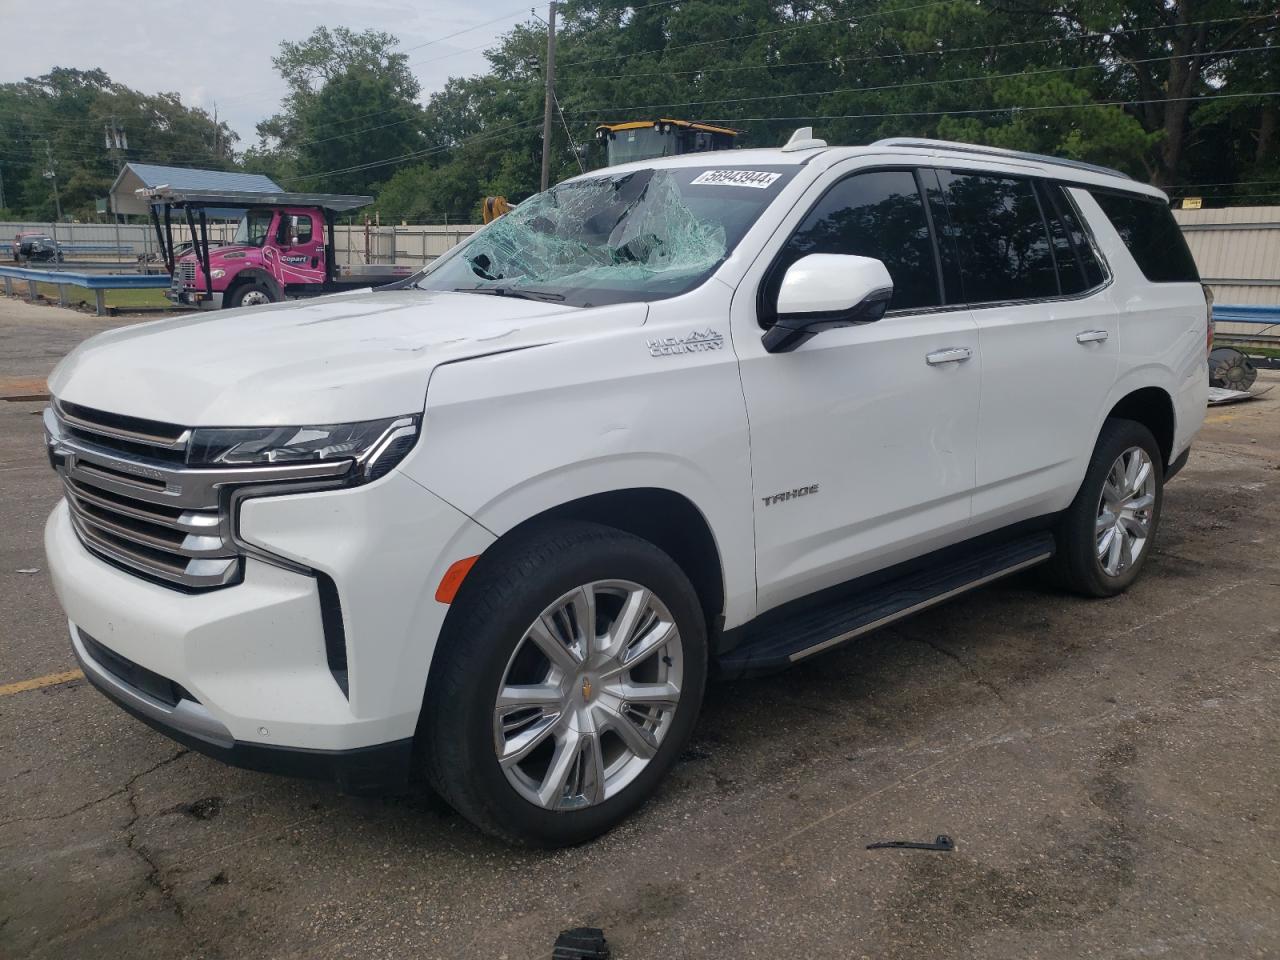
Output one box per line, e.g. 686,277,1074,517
453,287,566,303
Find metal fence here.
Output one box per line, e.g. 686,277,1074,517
1173,205,1280,307
1,220,480,268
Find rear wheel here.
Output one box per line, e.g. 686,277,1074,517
1048,418,1163,597
422,522,707,846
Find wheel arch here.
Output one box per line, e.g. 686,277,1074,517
1104,386,1175,469
485,488,727,635
224,268,282,304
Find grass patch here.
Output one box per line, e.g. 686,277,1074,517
33,281,172,311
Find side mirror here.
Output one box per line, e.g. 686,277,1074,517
762,254,894,353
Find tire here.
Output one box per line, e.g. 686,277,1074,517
227,281,275,309
1047,418,1164,597
421,521,707,847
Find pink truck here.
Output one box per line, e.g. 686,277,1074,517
140,188,412,309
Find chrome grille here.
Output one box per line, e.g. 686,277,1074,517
178,260,197,284
45,402,351,591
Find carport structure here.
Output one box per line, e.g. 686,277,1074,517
107,163,283,219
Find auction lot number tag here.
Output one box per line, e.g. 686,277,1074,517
691,169,781,189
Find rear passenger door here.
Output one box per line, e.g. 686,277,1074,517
937,169,1117,529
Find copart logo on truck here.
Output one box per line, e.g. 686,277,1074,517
647,329,725,357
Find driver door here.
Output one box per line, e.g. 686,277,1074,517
733,166,981,612
274,211,326,285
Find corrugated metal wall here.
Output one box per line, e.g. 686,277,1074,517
1173,205,1280,307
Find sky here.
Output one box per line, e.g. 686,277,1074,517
0,0,532,147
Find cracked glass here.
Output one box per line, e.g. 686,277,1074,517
414,166,795,308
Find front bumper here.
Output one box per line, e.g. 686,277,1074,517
71,623,413,793
165,286,223,309
45,467,495,766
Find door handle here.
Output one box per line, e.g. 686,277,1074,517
925,347,973,366
1076,329,1110,344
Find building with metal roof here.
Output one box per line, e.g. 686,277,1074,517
109,164,283,218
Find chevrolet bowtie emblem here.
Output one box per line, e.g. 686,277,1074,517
581,677,593,701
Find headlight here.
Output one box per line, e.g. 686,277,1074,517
210,268,226,279
188,415,419,482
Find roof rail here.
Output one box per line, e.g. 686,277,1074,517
871,138,1132,181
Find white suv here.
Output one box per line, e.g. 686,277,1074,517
43,134,1209,846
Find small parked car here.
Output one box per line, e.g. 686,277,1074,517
42,133,1209,846
13,232,64,263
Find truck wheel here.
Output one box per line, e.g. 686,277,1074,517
1047,419,1164,597
228,281,275,308
422,521,707,847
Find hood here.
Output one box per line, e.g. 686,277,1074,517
49,289,648,425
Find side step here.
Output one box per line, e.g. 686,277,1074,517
716,532,1055,677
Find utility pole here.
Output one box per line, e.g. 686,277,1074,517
540,0,558,192
43,141,62,222
104,117,128,175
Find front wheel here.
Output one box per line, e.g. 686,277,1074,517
227,281,275,309
422,522,707,846
1048,418,1164,597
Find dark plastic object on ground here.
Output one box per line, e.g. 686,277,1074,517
1208,346,1258,391
552,927,611,959
867,835,956,851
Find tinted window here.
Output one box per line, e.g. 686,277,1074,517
1047,184,1106,289
1036,181,1086,295
942,173,1058,302
920,168,965,305
768,170,941,315
1090,190,1199,283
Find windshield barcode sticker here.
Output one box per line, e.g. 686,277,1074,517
690,170,781,189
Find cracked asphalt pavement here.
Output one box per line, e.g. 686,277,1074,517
2,297,1279,959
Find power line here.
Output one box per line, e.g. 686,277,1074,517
560,0,965,67
278,117,543,183
687,89,1280,125
399,7,529,53
566,45,1277,116
562,15,1278,82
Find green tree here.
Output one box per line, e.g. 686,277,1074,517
0,67,235,220
256,27,425,193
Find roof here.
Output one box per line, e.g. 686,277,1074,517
109,163,283,217
135,188,373,213
580,135,1158,197
596,118,741,137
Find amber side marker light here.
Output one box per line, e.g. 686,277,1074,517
436,555,480,603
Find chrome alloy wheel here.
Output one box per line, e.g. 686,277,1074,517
493,580,684,811
1096,445,1156,577
240,289,271,306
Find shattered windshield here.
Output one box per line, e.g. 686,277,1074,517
414,165,795,308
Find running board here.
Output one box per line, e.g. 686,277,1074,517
716,532,1055,677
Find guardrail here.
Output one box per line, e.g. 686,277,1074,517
0,264,170,316
1212,304,1280,325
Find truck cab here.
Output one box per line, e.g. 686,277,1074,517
140,188,413,309
171,205,328,309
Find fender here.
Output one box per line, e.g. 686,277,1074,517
227,267,284,301
399,298,758,628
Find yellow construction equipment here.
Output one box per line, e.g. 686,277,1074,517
481,196,511,223
594,119,741,167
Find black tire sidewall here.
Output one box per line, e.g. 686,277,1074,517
427,524,707,847
1058,419,1164,596
229,282,272,308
